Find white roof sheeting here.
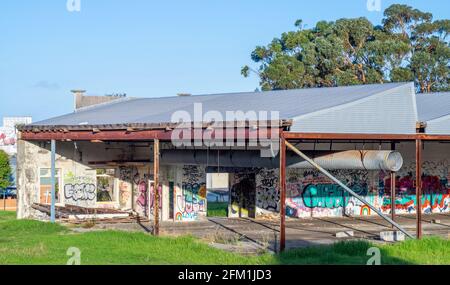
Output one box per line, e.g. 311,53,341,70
290,83,418,134
28,82,428,135
416,92,450,135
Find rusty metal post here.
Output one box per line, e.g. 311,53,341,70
416,139,422,239
153,139,160,236
279,136,287,252
390,171,396,227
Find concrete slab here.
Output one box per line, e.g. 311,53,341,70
86,213,450,254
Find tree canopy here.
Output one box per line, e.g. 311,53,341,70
0,150,12,190
242,4,449,93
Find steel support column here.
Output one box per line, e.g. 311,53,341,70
50,140,56,223
390,142,396,226
153,139,160,236
416,139,422,239
390,171,396,227
279,136,287,252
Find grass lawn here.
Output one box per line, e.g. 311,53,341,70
207,202,228,217
1,211,449,265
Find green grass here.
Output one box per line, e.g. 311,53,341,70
207,202,228,217
0,211,449,265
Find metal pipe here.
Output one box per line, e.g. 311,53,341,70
289,150,403,171
285,141,414,239
160,150,403,171
391,171,396,228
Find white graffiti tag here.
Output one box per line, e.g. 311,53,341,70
64,184,96,201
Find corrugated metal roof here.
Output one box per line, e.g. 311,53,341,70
416,92,450,121
290,82,418,134
416,92,450,135
29,82,412,131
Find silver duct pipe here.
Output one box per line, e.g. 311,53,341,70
290,150,403,172
160,149,403,171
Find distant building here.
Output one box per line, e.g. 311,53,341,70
72,90,126,110
0,116,32,186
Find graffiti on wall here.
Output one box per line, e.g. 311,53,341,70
175,166,206,221
379,160,450,214
0,131,16,146
254,158,450,218
0,117,32,155
380,193,450,214
0,129,17,156
118,167,132,208
63,171,96,205
256,169,279,213
230,171,256,218
284,169,365,217
64,184,96,201
119,166,152,216
255,168,375,218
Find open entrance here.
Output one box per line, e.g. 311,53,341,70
206,173,229,217
229,172,256,219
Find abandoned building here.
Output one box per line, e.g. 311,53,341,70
16,82,450,250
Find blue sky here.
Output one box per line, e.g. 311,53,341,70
0,0,449,122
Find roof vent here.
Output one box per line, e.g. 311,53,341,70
177,93,191,97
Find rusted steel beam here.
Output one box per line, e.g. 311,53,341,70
20,129,450,143
20,128,281,142
417,134,450,141
416,139,423,239
153,139,160,236
21,129,172,141
283,132,450,141
283,132,417,141
279,135,287,252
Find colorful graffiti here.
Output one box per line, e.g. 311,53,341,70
253,158,450,218
118,166,152,216
175,166,207,221
176,183,206,221
381,193,450,214
302,184,349,209
0,132,16,146
256,168,372,218
379,159,450,214
0,117,31,155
